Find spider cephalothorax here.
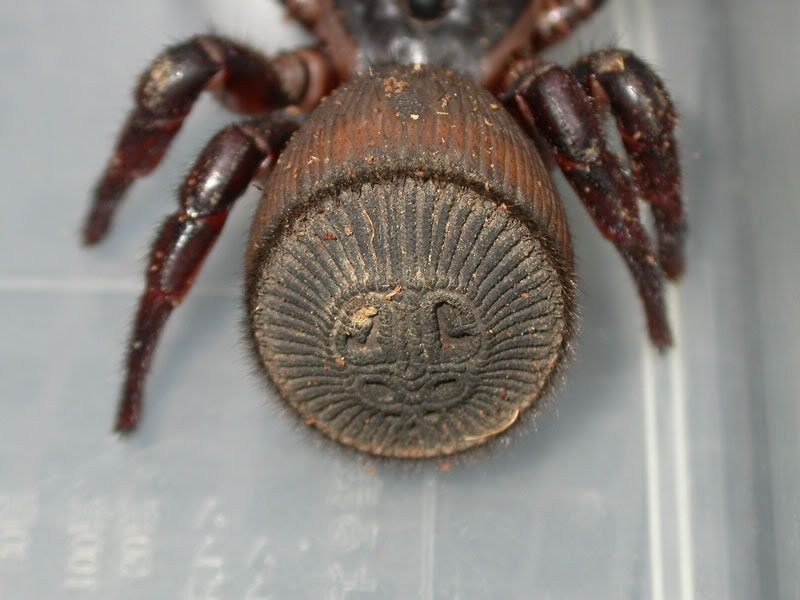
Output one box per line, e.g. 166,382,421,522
84,0,685,458
331,0,530,75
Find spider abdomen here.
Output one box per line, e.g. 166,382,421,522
246,65,576,458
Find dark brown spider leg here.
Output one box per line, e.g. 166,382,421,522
531,0,608,50
84,37,332,244
572,49,685,278
482,0,605,95
512,63,671,348
114,114,302,433
280,0,358,78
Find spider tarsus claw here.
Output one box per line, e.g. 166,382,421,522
83,174,133,245
114,394,141,434
660,252,684,282
650,328,673,352
113,415,136,435
113,421,136,436
644,295,673,350
657,231,686,281
82,213,111,245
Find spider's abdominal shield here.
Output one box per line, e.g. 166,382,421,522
246,65,576,458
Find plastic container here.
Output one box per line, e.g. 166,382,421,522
0,1,797,597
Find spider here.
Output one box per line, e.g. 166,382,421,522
83,0,685,459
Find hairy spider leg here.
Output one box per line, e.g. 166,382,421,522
114,115,302,433
511,62,672,348
84,36,331,244
280,0,358,78
532,0,609,50
572,49,686,278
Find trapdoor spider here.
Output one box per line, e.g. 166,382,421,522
83,0,685,458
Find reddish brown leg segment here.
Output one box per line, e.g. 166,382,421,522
532,0,608,50
572,50,686,278
512,63,672,348
114,114,301,433
84,36,330,244
280,0,358,78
